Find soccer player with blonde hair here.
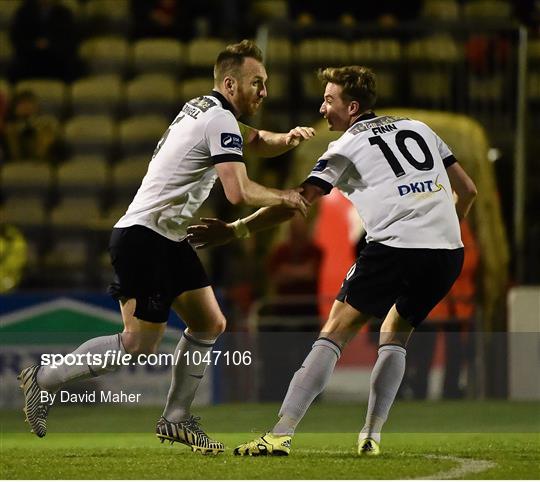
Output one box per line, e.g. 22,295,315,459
188,65,477,456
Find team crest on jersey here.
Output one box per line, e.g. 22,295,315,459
221,133,243,150
313,159,328,172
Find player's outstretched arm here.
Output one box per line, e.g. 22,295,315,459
188,182,325,249
447,162,478,220
215,161,310,216
239,122,315,158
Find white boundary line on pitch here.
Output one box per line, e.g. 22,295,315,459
415,454,496,480
294,450,496,479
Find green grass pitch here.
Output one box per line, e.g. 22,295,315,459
1,401,539,479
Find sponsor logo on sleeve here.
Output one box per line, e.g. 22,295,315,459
221,133,243,150
313,159,328,172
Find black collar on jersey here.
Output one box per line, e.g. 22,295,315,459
350,111,377,128
210,90,237,116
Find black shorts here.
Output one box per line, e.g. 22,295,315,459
336,242,464,327
108,225,210,323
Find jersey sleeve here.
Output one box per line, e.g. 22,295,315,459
205,112,244,164
303,141,351,194
434,132,457,168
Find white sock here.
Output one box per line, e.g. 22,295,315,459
37,334,126,392
272,338,341,436
162,330,216,423
360,344,406,444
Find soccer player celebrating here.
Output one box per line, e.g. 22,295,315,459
187,66,477,456
18,40,316,454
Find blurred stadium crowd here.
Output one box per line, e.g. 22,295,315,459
0,0,539,304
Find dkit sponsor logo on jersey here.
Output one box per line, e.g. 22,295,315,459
221,133,243,150
397,176,446,197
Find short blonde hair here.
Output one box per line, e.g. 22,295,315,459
214,40,263,82
318,66,377,110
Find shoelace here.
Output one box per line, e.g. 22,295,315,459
184,416,207,438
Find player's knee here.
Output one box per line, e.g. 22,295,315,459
188,315,226,339
378,330,408,347
121,332,159,356
321,315,364,344
210,315,227,337
379,306,415,347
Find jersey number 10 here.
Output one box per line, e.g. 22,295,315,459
369,129,434,178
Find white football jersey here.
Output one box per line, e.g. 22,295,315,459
115,91,244,241
306,113,463,249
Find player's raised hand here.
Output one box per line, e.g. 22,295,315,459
280,187,311,217
187,218,234,249
285,126,316,146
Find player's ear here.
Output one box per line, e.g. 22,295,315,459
348,100,360,116
224,76,236,95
